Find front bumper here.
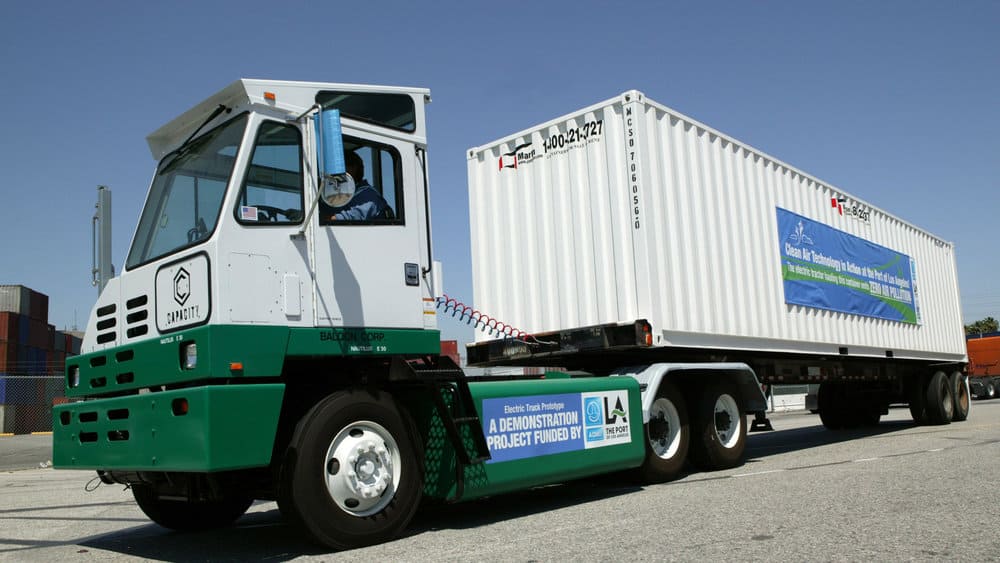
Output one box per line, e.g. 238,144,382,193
53,384,285,472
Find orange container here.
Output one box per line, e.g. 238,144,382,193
967,335,1000,376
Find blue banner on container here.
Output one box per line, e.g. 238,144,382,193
776,207,919,324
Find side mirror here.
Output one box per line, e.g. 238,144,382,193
315,109,355,207
315,109,346,177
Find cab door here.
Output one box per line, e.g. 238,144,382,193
313,128,426,330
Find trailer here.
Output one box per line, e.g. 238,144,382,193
967,332,1000,399
53,80,967,550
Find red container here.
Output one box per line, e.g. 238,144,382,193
0,312,19,341
440,340,461,366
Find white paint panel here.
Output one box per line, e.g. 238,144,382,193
467,91,965,361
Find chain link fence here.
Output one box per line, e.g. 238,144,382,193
0,375,64,434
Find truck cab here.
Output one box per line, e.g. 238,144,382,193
85,79,438,352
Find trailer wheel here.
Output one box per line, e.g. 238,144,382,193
688,383,746,470
636,380,689,483
817,384,846,430
281,389,423,550
924,371,954,425
908,374,929,425
950,371,970,422
131,484,253,531
987,381,997,400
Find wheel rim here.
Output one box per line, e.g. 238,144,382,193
713,394,741,449
323,420,401,517
941,379,954,419
648,397,682,459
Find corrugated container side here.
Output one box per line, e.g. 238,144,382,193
0,312,19,341
46,324,54,352
29,291,48,322
468,91,965,362
27,319,47,349
0,342,16,372
53,330,66,352
0,286,31,316
18,316,29,346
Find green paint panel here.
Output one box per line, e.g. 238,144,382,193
53,384,285,472
65,325,290,398
419,377,645,501
286,327,440,356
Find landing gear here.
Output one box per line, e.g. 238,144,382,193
279,389,423,550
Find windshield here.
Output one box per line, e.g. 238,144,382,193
126,114,248,269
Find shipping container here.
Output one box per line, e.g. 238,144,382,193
467,90,965,363
0,312,19,341
29,290,49,322
27,318,47,349
0,341,16,373
0,285,32,316
46,324,55,351
0,376,42,406
54,330,66,352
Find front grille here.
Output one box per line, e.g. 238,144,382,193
125,294,149,339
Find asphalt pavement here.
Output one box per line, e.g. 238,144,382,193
2,401,999,561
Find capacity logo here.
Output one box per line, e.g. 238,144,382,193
498,142,537,170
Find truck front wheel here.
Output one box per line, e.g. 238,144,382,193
281,389,423,550
131,485,253,531
636,380,689,483
688,383,746,470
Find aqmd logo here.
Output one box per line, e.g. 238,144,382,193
584,397,604,441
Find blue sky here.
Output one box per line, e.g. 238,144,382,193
1,1,997,345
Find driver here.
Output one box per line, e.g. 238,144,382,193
324,151,390,221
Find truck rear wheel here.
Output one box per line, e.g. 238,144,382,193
636,380,689,483
280,389,422,550
925,371,954,425
131,484,253,531
688,383,746,470
950,371,970,422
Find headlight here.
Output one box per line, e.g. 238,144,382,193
182,343,198,370
68,366,80,388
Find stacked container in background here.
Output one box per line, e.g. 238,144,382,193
0,285,82,434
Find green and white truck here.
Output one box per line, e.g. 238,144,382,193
54,80,968,550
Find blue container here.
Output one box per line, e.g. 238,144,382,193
0,376,38,406
17,316,29,346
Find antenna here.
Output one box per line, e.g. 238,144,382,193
92,185,114,294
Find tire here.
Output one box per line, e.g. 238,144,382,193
636,380,689,483
688,382,746,471
131,484,253,531
908,374,929,425
924,371,954,425
818,383,846,430
280,389,423,550
989,381,998,400
950,371,970,422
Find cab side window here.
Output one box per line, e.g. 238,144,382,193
319,138,402,225
235,121,304,224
